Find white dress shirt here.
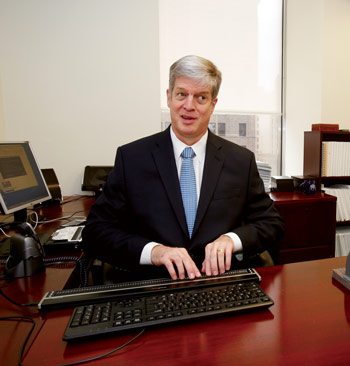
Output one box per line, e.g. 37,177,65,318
139,127,243,265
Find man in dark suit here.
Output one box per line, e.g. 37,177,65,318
83,55,284,281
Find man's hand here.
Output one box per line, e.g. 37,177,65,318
201,235,234,276
151,245,202,280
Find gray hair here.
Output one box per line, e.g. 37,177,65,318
169,55,222,100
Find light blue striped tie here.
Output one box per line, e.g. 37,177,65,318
180,147,197,238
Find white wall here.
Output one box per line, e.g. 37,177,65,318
322,0,350,124
0,0,160,195
284,0,350,177
284,0,324,177
0,74,6,139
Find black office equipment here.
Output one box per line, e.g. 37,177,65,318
43,225,84,253
41,168,62,203
39,268,261,312
5,223,45,278
0,232,51,258
270,175,294,192
63,280,273,341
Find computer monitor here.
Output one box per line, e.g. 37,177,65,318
0,141,51,225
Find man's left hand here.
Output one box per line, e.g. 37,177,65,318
201,235,234,276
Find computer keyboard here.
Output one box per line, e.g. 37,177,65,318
63,281,273,342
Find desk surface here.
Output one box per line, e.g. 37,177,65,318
21,256,350,366
269,190,337,204
0,196,95,366
1,197,349,366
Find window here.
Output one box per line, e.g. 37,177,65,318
239,123,247,137
218,123,226,136
159,0,283,177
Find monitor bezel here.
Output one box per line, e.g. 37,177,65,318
0,141,52,215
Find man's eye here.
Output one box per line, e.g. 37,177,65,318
197,95,206,103
175,92,186,100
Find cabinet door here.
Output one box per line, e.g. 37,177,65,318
277,201,335,249
275,200,336,263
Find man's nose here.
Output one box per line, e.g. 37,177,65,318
184,95,195,110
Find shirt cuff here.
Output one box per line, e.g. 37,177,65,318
224,232,243,261
139,242,161,265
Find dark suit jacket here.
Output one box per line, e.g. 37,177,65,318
83,127,284,279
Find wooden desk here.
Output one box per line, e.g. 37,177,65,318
22,256,350,366
0,195,96,256
0,196,95,366
0,264,76,366
33,195,96,236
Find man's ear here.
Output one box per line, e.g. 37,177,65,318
211,97,218,112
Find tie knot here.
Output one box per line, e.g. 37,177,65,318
181,147,195,159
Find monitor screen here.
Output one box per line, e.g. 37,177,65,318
0,141,51,218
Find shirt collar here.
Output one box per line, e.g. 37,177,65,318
170,126,208,162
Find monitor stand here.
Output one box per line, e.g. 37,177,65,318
13,208,28,224
0,207,46,230
0,208,28,231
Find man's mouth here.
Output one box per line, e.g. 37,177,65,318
181,115,195,121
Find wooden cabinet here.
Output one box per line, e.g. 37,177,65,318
270,191,336,264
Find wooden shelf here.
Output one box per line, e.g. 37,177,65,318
304,130,350,229
304,131,350,188
321,176,350,181
336,220,350,226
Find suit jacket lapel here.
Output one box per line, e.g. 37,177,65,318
193,132,225,236
151,128,189,236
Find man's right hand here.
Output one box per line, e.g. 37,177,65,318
151,245,202,280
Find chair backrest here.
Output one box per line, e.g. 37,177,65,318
81,166,113,194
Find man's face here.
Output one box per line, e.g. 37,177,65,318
167,77,217,145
